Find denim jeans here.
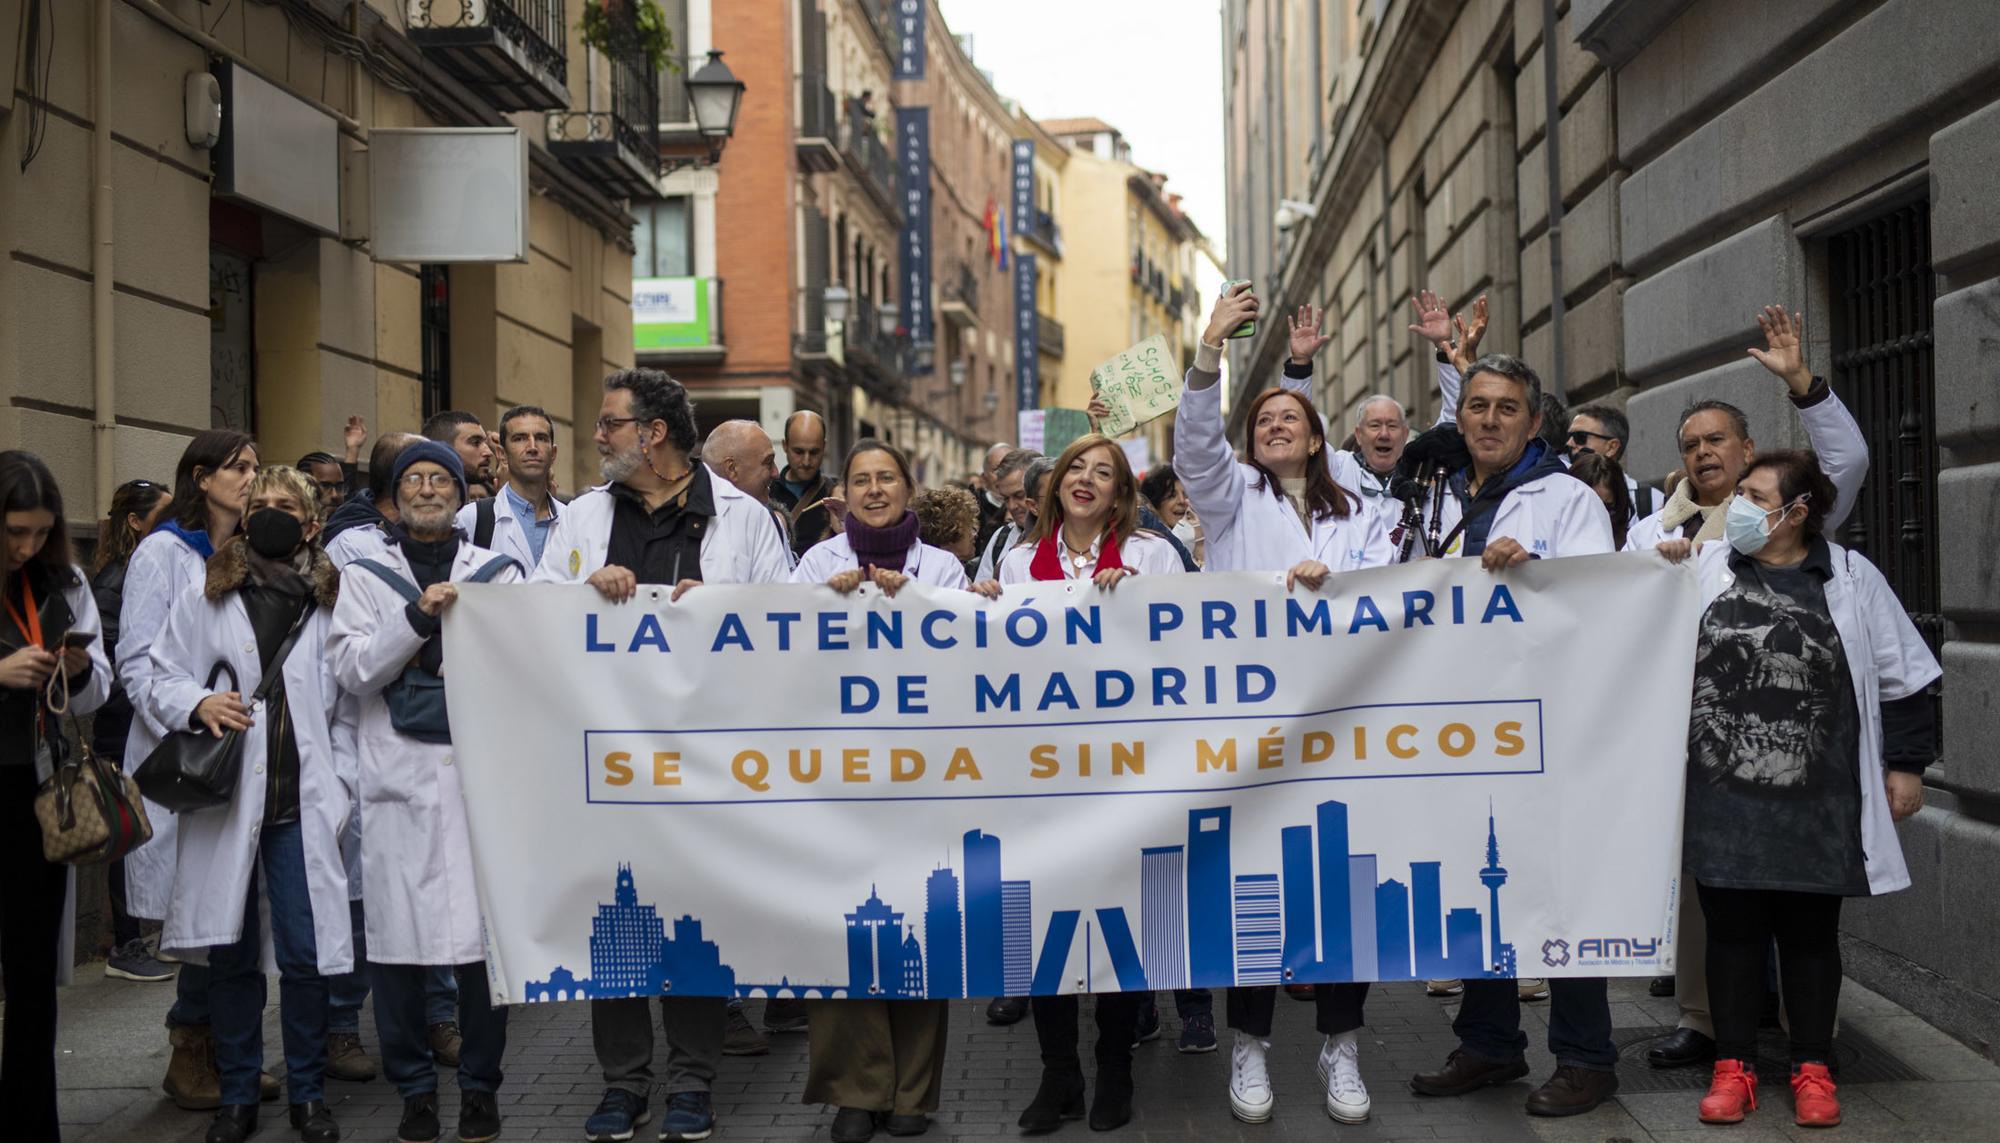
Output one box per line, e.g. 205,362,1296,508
208,820,330,1106
372,961,506,1099
328,899,457,1034
166,962,212,1028
1454,976,1614,1070
1172,989,1212,1019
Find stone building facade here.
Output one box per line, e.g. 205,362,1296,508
1226,0,2000,1055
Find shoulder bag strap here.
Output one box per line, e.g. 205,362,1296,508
248,594,319,705
466,555,519,584
353,558,422,603
474,496,498,549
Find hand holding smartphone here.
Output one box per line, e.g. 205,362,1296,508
1222,280,1257,339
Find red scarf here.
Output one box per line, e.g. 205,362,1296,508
1028,528,1127,581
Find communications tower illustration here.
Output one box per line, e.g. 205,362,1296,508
1478,802,1517,977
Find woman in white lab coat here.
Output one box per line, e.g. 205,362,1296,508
145,465,353,1143
116,427,262,1109
1171,284,1383,1127
793,439,961,1143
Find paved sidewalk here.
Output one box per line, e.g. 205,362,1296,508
43,969,1998,1142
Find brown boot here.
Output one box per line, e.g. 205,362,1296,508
1524,1065,1620,1117
163,1024,221,1110
428,1021,463,1068
326,1032,378,1082
258,1070,281,1102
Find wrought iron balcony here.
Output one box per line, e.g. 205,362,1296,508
939,259,980,328
406,0,569,112
1021,208,1064,259
845,293,909,400
1036,313,1065,360
547,31,661,201
797,74,839,173
839,100,900,222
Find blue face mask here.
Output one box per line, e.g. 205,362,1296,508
1724,494,1799,555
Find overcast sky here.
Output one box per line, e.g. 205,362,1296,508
936,0,1229,259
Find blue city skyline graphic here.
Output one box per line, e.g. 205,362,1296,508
522,799,1517,1002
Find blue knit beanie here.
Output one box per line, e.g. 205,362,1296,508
390,440,467,502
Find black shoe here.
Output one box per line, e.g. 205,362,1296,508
206,1105,259,1143
986,996,1029,1026
1131,997,1161,1046
1649,975,1676,998
1645,1027,1716,1069
882,1113,929,1137
1088,1069,1133,1132
830,1107,877,1143
458,1090,501,1143
1018,1069,1086,1134
289,1100,339,1143
398,1093,441,1143
1409,1049,1531,1097
1524,1065,1619,1117
763,996,810,1033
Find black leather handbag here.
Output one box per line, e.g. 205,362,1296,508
134,598,313,813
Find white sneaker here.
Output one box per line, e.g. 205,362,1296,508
1315,1032,1371,1124
1424,978,1463,996
1228,1032,1275,1123
1517,977,1550,1001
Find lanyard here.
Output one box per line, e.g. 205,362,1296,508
5,574,42,650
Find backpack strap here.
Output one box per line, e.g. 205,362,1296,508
466,555,519,584
1635,484,1655,517
352,558,422,604
473,496,497,550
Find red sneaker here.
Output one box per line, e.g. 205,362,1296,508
1697,1059,1758,1124
1790,1062,1841,1127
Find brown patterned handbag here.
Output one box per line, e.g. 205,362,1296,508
31,672,153,865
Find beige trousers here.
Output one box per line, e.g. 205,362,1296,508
803,999,950,1114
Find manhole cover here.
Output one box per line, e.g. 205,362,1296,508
1612,1025,1927,1092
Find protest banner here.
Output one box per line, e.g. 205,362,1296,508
1089,334,1180,437
444,554,1696,1005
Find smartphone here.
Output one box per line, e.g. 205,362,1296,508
1222,279,1257,339
60,631,96,650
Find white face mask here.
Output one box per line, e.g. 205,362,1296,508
1172,517,1198,543
1724,493,1803,556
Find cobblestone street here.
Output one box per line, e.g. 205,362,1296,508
46,970,1998,1143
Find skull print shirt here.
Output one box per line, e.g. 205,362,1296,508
1685,544,1867,895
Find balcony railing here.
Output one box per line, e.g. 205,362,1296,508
1036,313,1065,360
406,0,569,111
546,27,661,201
1020,208,1064,259
846,293,909,400
939,259,980,327
839,100,900,221
797,74,839,173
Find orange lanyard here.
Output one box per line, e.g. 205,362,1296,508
5,574,42,650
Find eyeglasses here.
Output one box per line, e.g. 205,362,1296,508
1567,429,1614,446
595,416,641,435
399,472,459,491
312,480,345,494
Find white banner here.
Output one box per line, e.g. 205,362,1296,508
443,554,1698,1005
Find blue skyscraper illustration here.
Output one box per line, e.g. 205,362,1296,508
1001,880,1033,995
1140,846,1188,990
589,865,666,997
900,933,926,998
846,886,911,998
925,867,965,999
1315,801,1355,979
963,830,1004,997
1411,861,1446,979
1187,808,1234,987
1374,879,1412,981
1348,854,1379,982
1232,874,1282,984
1444,908,1484,977
1279,826,1318,976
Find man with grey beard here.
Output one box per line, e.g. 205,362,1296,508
530,368,788,1143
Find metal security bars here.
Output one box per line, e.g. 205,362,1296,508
1826,201,1941,658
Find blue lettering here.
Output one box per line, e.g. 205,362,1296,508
1037,673,1079,711
1005,607,1048,647
819,611,849,651
1286,598,1331,636
841,676,879,714
897,675,928,714
1095,671,1133,708
1347,595,1389,634
1148,603,1183,640
711,613,753,652
1451,585,1465,623
1403,591,1435,627
1151,668,1187,706
1202,601,1237,640
585,613,614,653
1063,606,1102,645
1237,664,1275,703
920,610,957,649
629,613,670,652
766,611,800,651
1481,584,1524,624
975,673,1020,712
867,610,905,650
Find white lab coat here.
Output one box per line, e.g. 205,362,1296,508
793,533,971,590
325,523,392,570
1688,540,1940,894
116,529,211,921
531,467,791,587
327,543,523,965
1291,358,1460,530
18,568,112,985
454,485,560,575
145,582,355,972
1626,388,1869,551
1172,375,1392,573
996,529,1185,583
1422,467,1616,560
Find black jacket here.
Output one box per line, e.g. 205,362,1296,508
89,558,136,759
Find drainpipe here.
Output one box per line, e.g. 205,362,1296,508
1541,0,1567,396
92,0,115,513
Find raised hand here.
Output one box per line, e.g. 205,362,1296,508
1746,305,1813,396
1202,281,1258,346
1449,295,1489,373
1286,305,1333,364
343,415,368,462
1406,290,1452,347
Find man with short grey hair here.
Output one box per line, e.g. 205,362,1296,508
972,448,1042,583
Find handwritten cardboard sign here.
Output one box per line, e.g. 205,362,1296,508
1089,334,1180,437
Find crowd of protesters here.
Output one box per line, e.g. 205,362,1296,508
0,277,1935,1143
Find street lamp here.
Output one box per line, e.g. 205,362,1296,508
948,359,967,386
662,50,746,175
877,302,900,338
822,284,851,325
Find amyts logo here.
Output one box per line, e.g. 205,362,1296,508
1541,936,1660,968
1541,939,1570,968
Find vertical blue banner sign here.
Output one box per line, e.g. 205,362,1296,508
898,107,934,356
1014,253,1039,413
892,0,926,80
1011,139,1036,246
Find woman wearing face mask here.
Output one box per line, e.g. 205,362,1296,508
1172,284,1389,1127
2,451,112,1143
118,428,266,1110
1135,466,1200,572
974,433,1178,1134
1657,450,1938,1131
144,466,355,1143
792,439,963,1143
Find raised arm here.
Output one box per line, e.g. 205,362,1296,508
1746,305,1869,530
1173,287,1262,538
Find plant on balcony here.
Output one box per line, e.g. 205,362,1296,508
580,0,678,74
